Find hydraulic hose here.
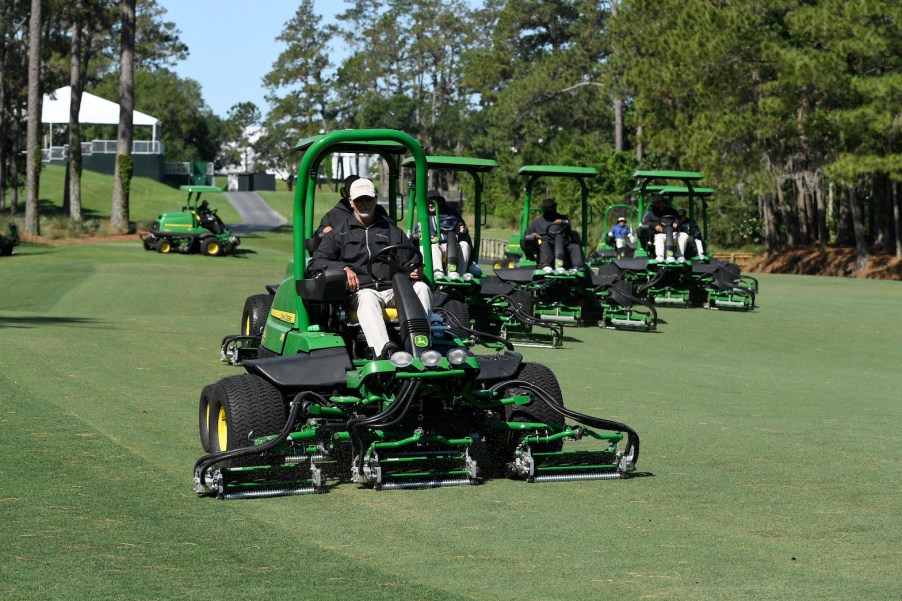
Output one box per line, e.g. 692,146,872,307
347,380,419,477
488,379,640,468
491,294,564,340
435,305,516,351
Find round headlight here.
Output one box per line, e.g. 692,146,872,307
462,272,474,282
447,347,469,366
448,271,460,280
390,351,414,368
420,350,442,367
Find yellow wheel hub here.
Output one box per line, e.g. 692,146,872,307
217,406,228,452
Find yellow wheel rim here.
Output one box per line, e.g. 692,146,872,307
206,241,220,255
217,406,228,452
160,241,171,253
243,314,251,336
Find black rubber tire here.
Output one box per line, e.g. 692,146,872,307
142,236,154,251
200,237,223,257
508,289,534,333
207,374,287,453
504,362,566,452
198,384,215,453
441,299,470,336
241,294,273,337
156,238,172,254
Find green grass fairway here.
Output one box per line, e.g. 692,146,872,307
1,238,900,600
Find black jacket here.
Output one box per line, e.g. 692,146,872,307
309,215,422,286
526,212,578,243
642,205,679,228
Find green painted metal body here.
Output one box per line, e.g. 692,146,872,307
506,165,599,263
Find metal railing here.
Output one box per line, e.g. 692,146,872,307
480,238,508,261
41,139,164,162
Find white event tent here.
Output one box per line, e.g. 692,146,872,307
41,86,160,145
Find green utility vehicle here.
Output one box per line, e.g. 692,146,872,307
196,130,639,499
142,185,240,256
494,165,656,332
0,222,19,256
604,171,756,310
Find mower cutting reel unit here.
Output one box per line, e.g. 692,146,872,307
493,165,655,332
142,185,240,256
194,129,639,499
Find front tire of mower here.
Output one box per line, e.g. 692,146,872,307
198,384,215,453
504,362,566,453
201,237,223,257
242,294,274,337
509,290,534,333
156,239,172,254
207,374,287,454
440,299,470,337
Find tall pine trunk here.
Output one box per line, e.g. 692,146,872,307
110,0,135,233
0,51,6,213
23,0,42,236
67,2,85,222
846,182,869,268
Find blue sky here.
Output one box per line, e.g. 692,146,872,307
155,1,346,118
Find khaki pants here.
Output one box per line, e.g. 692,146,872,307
430,240,472,274
349,281,432,356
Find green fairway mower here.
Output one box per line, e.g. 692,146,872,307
142,185,240,256
494,165,656,333
197,129,639,499
611,171,756,310
399,156,564,346
0,222,20,256
401,156,494,338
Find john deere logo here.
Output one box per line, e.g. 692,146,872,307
414,335,429,348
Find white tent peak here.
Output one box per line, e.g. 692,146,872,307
42,86,159,141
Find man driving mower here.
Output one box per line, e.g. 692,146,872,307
524,198,585,274
309,178,432,359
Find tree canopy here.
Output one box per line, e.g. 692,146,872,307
4,0,900,258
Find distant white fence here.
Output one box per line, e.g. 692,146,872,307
479,238,508,261
41,139,164,162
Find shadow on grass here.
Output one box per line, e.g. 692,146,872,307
0,315,102,329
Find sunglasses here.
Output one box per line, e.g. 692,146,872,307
353,196,376,203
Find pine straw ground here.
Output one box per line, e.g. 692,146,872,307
748,245,902,280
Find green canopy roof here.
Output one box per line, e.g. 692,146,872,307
294,134,408,154
646,185,715,196
402,155,497,172
179,185,222,193
518,165,599,178
633,170,704,181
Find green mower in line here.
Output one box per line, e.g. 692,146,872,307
142,185,240,256
494,165,656,333
0,222,19,256
400,156,564,348
197,129,639,499
602,171,756,310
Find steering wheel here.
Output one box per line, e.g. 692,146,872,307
366,243,407,283
547,223,567,238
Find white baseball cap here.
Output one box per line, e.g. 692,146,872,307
349,178,377,201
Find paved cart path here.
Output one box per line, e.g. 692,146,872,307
223,191,287,233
